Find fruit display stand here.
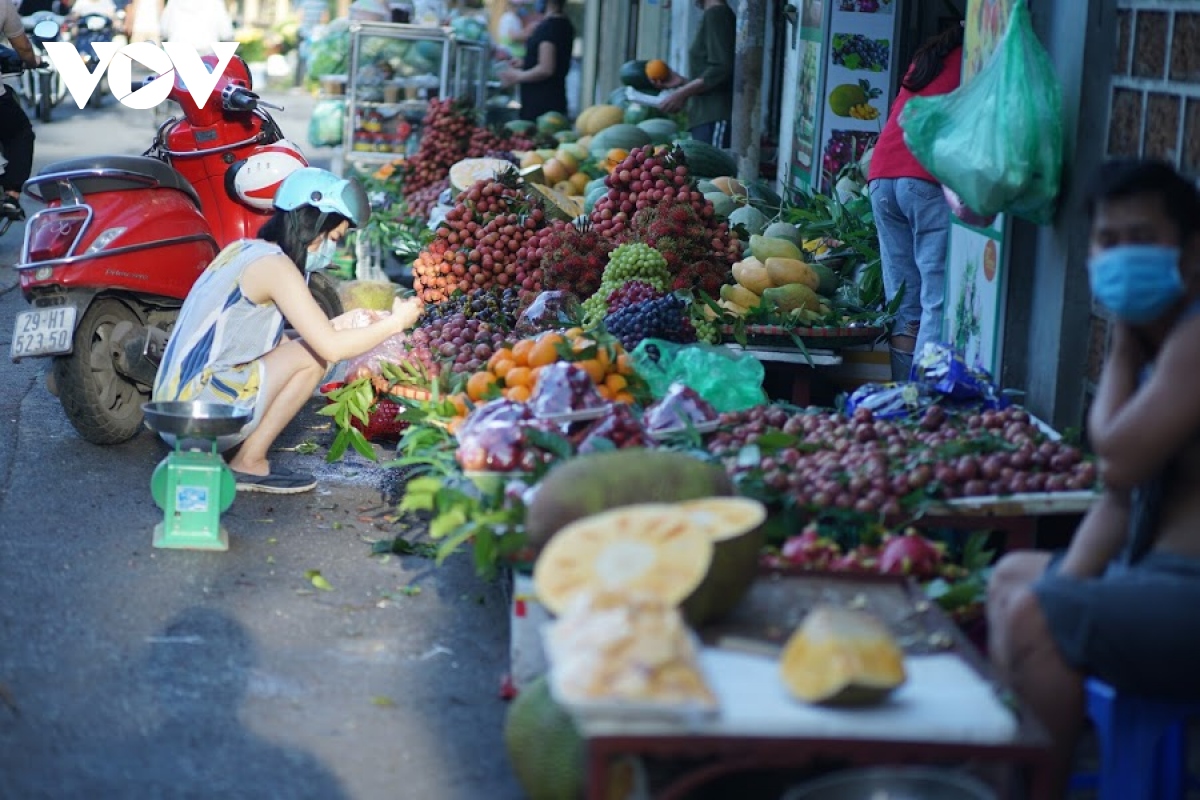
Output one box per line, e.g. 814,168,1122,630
340,22,489,168
567,572,1056,800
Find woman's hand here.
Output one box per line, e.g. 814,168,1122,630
390,296,424,332
499,67,521,88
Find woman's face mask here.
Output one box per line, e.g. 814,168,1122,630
305,234,339,273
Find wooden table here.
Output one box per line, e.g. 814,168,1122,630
575,573,1056,800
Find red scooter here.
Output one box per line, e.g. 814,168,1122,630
11,54,343,445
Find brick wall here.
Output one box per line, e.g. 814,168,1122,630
1084,2,1200,427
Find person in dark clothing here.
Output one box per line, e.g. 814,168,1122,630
650,0,735,148
987,160,1200,797
1,0,45,222
498,0,574,122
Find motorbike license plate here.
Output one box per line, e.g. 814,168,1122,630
10,306,77,359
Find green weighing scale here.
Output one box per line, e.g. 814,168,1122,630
142,401,252,552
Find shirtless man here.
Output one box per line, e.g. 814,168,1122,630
987,159,1200,794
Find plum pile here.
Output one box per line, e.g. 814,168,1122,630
572,404,648,453
403,312,510,380
589,146,739,295
419,287,523,330
603,294,695,352
412,178,548,303
405,179,450,220
708,404,1099,514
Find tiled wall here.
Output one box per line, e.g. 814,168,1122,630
1084,2,1200,427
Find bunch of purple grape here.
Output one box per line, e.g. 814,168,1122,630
603,293,696,352
606,280,665,313
832,34,890,72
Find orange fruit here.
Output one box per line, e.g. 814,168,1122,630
448,393,470,416
529,333,565,368
506,385,532,403
505,366,534,388
605,373,628,393
487,347,514,371
511,339,535,366
467,371,499,402
616,353,634,376
605,148,629,165
614,391,635,404
645,59,670,82
597,385,615,401
576,359,606,385
596,345,613,370
564,327,584,339
492,358,517,380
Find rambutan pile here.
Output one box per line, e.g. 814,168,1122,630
400,99,475,197
527,218,613,301
628,203,734,296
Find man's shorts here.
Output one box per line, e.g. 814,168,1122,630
1035,550,1200,700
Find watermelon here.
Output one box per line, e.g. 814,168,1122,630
637,118,678,145
589,124,652,159
619,60,657,93
677,140,738,178
623,103,655,126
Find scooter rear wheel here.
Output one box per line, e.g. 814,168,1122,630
55,298,148,445
308,272,344,319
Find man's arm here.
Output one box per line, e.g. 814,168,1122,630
9,32,39,68
660,9,734,114
1090,316,1200,490
1055,489,1131,578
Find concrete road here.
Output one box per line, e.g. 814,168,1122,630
0,83,524,799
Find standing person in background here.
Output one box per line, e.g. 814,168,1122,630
125,0,163,42
493,0,530,60
867,23,963,381
497,0,573,123
0,0,43,222
158,0,234,56
649,0,735,149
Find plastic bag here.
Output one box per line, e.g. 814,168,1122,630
900,2,1063,224
912,343,1008,408
630,339,767,413
343,330,409,379
308,99,345,148
512,291,584,338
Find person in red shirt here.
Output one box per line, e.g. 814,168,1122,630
867,24,964,380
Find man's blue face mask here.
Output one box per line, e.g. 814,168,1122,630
1087,244,1185,324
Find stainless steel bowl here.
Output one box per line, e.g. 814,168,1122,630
781,767,997,800
142,401,252,438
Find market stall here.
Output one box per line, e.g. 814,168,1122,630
304,71,1096,795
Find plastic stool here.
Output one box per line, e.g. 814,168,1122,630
1076,678,1200,800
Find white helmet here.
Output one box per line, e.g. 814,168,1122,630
228,140,308,210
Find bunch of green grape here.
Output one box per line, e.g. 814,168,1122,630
691,314,720,345
582,244,672,324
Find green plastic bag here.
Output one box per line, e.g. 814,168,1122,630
900,2,1063,224
631,339,767,413
308,99,345,148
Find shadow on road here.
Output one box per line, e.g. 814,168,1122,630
1,607,350,799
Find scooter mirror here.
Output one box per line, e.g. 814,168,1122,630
32,20,59,40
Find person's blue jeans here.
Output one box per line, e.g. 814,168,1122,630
868,177,950,372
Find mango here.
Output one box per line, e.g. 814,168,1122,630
721,283,761,309
731,257,771,295
761,283,821,313
765,257,820,291
749,234,804,263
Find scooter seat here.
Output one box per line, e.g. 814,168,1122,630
27,155,203,209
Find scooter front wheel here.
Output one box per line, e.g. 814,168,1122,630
55,298,148,445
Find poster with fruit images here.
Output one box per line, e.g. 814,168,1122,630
944,220,1004,370
941,0,1019,375
816,1,900,192
788,0,828,196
